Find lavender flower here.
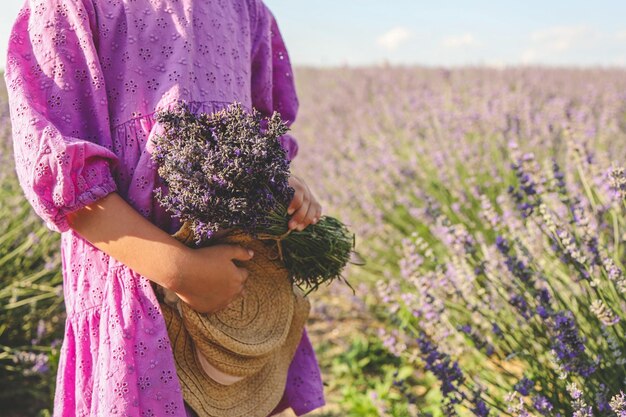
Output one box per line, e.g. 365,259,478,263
470,392,490,417
567,383,594,417
495,235,533,283
608,166,626,201
31,319,46,345
514,377,534,396
151,101,359,292
31,353,49,374
610,391,626,417
549,312,596,377
509,294,531,320
532,395,553,415
152,101,294,240
491,323,503,338
590,300,620,326
13,351,50,375
416,333,465,406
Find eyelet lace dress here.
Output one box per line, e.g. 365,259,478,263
4,0,325,416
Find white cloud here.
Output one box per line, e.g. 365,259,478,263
614,57,626,66
521,48,539,64
442,33,480,48
376,27,412,50
484,59,507,69
530,25,593,52
616,30,626,40
520,25,605,64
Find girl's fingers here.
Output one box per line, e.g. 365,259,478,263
237,266,250,283
227,245,254,261
297,202,319,231
312,203,322,224
287,176,322,230
287,187,304,215
289,198,310,230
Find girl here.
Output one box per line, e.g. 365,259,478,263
5,0,325,416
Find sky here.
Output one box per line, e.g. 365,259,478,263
1,0,625,69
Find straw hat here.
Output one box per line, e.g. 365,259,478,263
155,227,311,417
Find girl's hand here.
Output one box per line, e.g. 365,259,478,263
66,192,251,314
170,244,254,314
287,174,323,231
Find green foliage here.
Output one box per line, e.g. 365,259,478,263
5,66,626,416
320,332,429,416
0,100,64,416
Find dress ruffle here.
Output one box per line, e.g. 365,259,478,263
7,0,323,415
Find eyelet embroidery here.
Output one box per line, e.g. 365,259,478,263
5,0,315,415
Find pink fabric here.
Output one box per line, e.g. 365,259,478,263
5,0,325,416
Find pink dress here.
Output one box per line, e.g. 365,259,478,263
4,0,325,416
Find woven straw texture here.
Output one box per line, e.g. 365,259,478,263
162,284,310,417
180,231,295,364
155,225,310,416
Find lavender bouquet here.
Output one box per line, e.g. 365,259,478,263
151,102,360,295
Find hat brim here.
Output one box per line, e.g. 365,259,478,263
162,286,310,417
180,231,296,359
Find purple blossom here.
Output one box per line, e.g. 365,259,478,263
514,377,534,396
509,294,531,319
472,399,490,417
391,370,421,406
491,323,503,338
31,353,49,374
495,235,533,284
152,102,294,243
507,160,543,218
417,333,465,404
536,305,549,319
532,395,553,415
31,319,47,345
537,288,551,305
608,167,626,201
610,391,626,416
458,324,472,334
549,311,596,377
285,67,626,416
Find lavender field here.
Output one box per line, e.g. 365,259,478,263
2,66,626,416
293,67,626,416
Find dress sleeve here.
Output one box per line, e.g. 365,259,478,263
250,1,300,161
4,0,119,233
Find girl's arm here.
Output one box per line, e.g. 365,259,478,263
67,192,254,313
67,192,188,290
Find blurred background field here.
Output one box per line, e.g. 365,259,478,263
2,65,626,416
291,66,626,416
3,2,626,417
